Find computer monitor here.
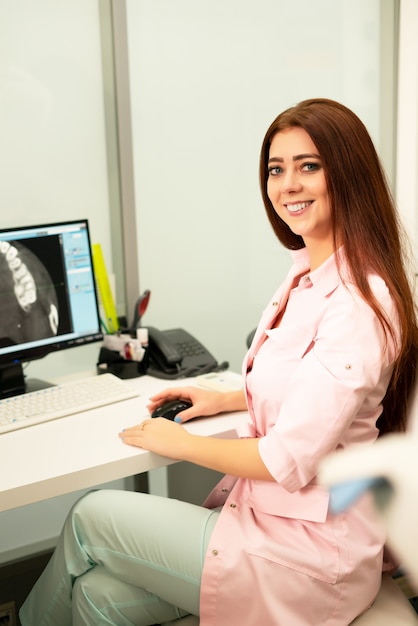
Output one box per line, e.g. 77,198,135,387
0,219,103,398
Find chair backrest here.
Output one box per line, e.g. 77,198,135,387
349,574,418,625
407,372,418,435
246,328,256,349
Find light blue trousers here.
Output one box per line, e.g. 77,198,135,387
19,489,220,626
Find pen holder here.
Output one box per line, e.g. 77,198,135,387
96,346,149,379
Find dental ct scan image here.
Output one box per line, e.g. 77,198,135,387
0,236,70,348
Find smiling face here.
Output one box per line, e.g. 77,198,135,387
267,127,335,269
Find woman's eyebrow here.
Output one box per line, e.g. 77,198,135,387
268,152,321,165
293,152,321,161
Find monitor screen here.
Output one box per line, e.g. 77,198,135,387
0,219,103,397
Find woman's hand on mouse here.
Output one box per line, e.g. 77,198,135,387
146,387,246,423
120,387,247,456
119,418,192,458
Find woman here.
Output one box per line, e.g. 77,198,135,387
20,99,418,625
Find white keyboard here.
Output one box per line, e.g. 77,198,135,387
0,373,140,434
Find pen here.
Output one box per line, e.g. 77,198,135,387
132,289,151,329
100,317,110,334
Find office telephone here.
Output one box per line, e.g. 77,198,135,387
146,327,225,379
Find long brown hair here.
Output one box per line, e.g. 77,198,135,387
259,98,418,435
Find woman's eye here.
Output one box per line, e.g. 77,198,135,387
302,162,320,172
268,166,282,176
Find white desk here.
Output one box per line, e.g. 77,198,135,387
0,375,248,514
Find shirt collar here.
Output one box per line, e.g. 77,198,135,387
290,247,348,297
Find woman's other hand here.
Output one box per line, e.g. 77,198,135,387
119,417,191,458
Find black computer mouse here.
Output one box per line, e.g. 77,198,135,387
151,399,193,420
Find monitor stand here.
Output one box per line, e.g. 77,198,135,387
0,362,54,399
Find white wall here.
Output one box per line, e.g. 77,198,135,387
396,0,418,257
0,0,114,380
126,0,395,372
0,0,126,563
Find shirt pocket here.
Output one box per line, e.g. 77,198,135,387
247,509,340,584
265,324,315,360
250,325,314,394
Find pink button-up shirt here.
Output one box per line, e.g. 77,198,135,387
200,248,400,625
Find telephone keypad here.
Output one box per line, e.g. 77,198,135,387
176,340,205,357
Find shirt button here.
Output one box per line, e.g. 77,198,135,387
212,549,219,556
230,503,237,508
345,363,352,370
304,276,311,283
221,488,229,493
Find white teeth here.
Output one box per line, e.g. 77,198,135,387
287,201,312,213
49,304,59,334
0,241,37,311
14,265,27,281
15,286,36,309
9,257,21,270
5,246,18,262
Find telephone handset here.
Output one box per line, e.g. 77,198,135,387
146,327,225,379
